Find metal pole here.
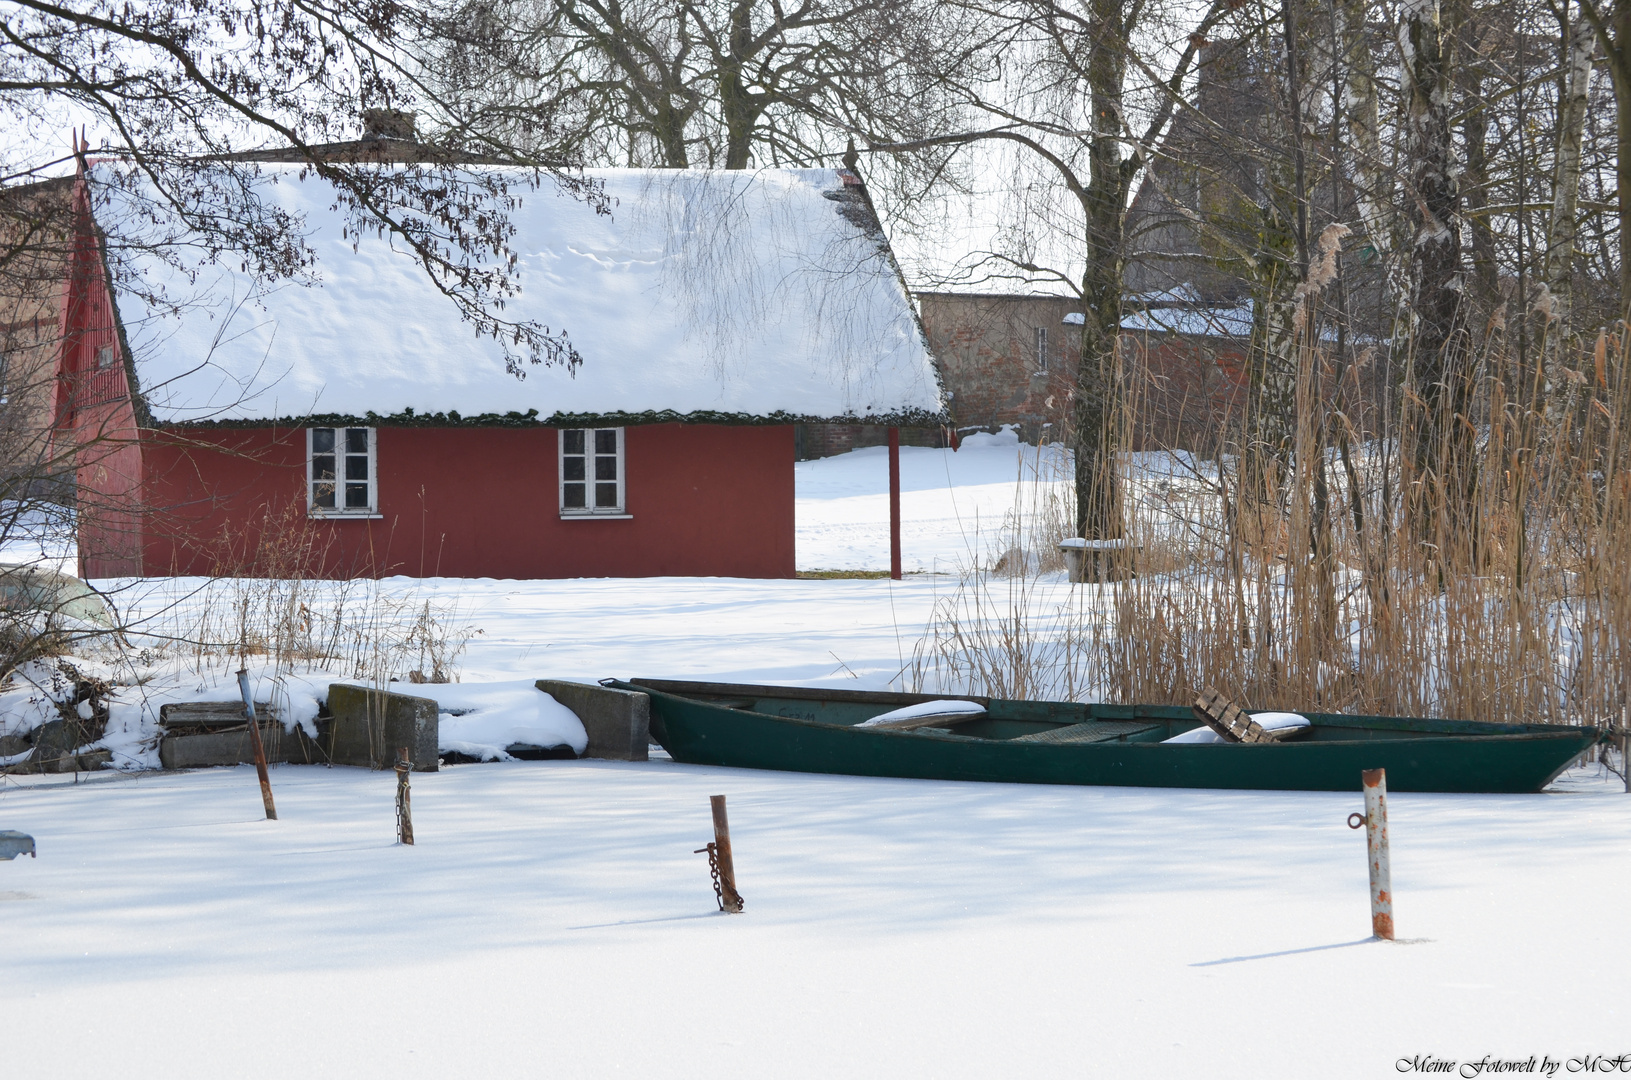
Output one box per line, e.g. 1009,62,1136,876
1362,767,1393,940
710,794,743,912
395,747,414,845
236,669,276,821
888,426,902,581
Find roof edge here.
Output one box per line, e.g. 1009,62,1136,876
149,405,953,431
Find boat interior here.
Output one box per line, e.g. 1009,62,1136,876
626,679,1554,744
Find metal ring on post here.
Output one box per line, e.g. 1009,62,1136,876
1347,812,1365,829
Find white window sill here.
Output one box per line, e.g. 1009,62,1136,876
309,512,384,520
559,513,633,520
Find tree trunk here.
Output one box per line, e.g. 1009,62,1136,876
1543,4,1596,346
1337,0,1407,318
1583,0,1631,309
1072,0,1132,540
719,0,764,169
1459,37,1498,316
1398,0,1475,545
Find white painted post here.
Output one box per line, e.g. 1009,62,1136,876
1361,768,1394,940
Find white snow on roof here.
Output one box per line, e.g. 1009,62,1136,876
97,165,945,424
1119,305,1256,337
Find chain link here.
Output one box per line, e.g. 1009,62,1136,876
694,842,726,911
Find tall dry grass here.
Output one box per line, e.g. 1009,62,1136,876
118,502,470,687
909,325,1630,738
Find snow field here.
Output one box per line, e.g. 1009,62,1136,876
1,760,1627,1078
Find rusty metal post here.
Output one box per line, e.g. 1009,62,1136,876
710,794,743,912
395,747,414,845
236,669,277,821
1361,767,1393,940
888,427,902,581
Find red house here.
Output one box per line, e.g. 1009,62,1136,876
57,162,945,579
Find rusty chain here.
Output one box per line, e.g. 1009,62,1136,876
694,842,727,911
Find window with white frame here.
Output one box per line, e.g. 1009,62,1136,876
308,426,377,516
559,427,625,515
1034,325,1048,372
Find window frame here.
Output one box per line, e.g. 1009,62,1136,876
1034,325,1048,373
307,426,380,519
558,426,629,518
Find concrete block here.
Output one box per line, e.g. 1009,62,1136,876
536,680,649,761
326,684,438,772
159,723,292,770
30,720,79,773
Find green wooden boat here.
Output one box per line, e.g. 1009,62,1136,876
610,678,1603,793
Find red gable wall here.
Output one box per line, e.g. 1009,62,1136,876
56,168,144,577
136,423,795,579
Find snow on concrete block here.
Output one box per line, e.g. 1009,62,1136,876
326,685,439,772
535,680,649,761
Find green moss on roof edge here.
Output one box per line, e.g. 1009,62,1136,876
153,405,952,430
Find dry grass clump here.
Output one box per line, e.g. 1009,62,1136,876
911,327,1630,733
122,503,471,687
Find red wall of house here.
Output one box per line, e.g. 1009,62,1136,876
137,423,796,579
58,171,146,579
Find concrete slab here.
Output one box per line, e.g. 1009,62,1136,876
158,723,295,770
325,685,438,772
536,680,649,761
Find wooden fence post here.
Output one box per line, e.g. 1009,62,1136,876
395,747,414,845
888,427,902,581
236,669,276,821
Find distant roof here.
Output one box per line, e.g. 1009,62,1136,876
95,165,946,427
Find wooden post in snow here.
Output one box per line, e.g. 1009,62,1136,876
395,747,415,845
236,669,276,821
888,426,902,581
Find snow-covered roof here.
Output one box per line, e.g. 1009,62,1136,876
1062,302,1255,337
96,165,946,427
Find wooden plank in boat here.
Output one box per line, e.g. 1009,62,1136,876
1011,721,1160,744
1193,688,1277,744
865,711,985,732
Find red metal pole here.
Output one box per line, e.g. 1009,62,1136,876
888,426,902,580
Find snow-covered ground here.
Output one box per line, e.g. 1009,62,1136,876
3,761,1627,1078
795,429,1070,573
4,435,1627,1076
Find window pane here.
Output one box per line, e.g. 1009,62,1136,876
311,428,335,453
313,482,336,508
563,429,584,454
564,482,586,509
345,483,370,509
595,429,617,454
563,458,585,481
595,482,619,508
312,454,336,481
345,455,369,480
595,457,617,481
345,428,368,453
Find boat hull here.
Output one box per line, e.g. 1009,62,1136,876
619,681,1600,794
